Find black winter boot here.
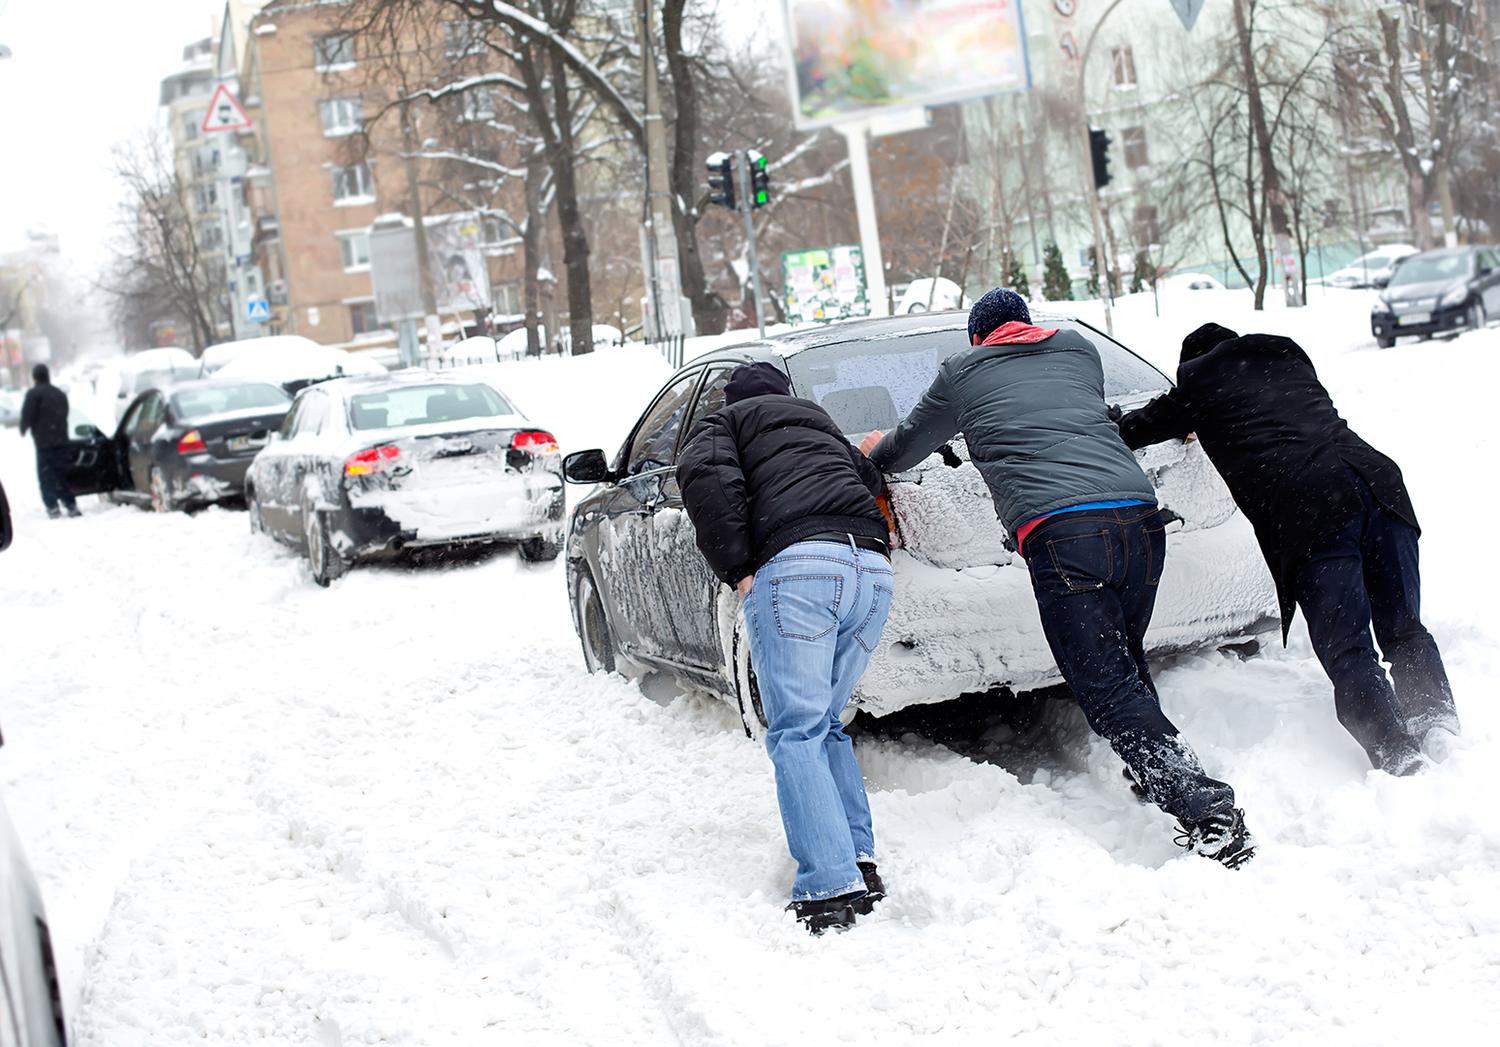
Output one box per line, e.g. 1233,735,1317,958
788,892,862,935
1176,808,1255,869
851,862,885,915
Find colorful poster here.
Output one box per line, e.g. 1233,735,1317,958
783,0,1031,128
783,245,869,323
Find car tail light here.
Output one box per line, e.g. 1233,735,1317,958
511,429,559,454
177,430,206,454
344,444,401,476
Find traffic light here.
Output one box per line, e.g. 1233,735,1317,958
747,149,771,209
706,151,736,210
1089,128,1113,191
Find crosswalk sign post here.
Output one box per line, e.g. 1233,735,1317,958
246,297,271,323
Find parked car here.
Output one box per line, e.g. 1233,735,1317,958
214,335,386,395
0,387,21,427
1370,246,1500,348
110,348,199,423
62,379,292,511
1160,272,1227,293
1324,244,1418,289
245,372,565,586
895,277,964,314
0,478,71,1047
560,312,1278,735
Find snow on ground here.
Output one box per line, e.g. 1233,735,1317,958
2,295,1500,1044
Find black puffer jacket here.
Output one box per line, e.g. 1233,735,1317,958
676,387,887,585
1118,326,1417,638
20,383,70,448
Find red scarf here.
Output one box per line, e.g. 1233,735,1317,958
980,321,1058,346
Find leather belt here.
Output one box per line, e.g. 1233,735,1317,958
804,531,890,557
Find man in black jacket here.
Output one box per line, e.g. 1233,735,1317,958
864,290,1252,869
1118,324,1456,775
677,362,892,935
19,364,80,519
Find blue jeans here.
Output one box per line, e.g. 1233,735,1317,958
1025,506,1236,826
744,540,893,901
1294,469,1456,768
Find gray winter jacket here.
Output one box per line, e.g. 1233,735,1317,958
869,326,1155,536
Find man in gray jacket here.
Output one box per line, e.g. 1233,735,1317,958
862,289,1253,867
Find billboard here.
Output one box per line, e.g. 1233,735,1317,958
370,212,493,323
782,0,1031,128
783,245,869,324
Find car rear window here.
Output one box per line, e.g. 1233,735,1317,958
171,383,290,421
348,383,514,431
785,322,1170,435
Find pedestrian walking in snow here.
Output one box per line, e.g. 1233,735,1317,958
862,289,1254,868
677,362,894,934
19,364,80,519
1117,323,1457,773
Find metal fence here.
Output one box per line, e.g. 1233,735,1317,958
655,334,685,369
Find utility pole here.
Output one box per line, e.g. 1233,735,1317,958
1232,0,1303,307
1074,0,1130,336
735,150,767,338
399,99,443,358
637,0,689,339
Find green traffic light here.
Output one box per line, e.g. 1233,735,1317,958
756,190,768,205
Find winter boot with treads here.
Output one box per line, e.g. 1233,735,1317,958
1177,808,1255,870
851,861,885,915
788,892,862,936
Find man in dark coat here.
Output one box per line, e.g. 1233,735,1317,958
677,362,894,934
19,364,80,519
863,289,1253,868
1118,323,1456,775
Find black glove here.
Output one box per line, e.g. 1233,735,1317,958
1106,404,1124,423
938,444,963,468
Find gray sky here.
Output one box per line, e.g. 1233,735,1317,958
0,0,223,272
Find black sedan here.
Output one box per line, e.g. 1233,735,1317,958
1371,245,1500,347
65,379,292,511
246,372,565,586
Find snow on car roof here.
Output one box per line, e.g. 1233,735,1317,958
730,309,1092,359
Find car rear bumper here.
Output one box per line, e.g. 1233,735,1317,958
852,513,1279,717
1371,302,1473,341
169,455,255,504
335,470,565,558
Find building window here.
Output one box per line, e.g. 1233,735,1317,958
338,231,371,271
1111,46,1137,89
194,185,218,213
1122,126,1149,169
460,88,496,123
492,281,521,317
1133,204,1161,246
331,163,374,204
313,33,355,71
444,20,484,58
319,97,363,137
200,223,225,250
183,111,204,141
349,300,382,336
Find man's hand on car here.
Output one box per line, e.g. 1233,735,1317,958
860,430,884,456
736,576,754,599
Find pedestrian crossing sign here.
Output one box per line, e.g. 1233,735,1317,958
246,297,271,323
201,84,253,134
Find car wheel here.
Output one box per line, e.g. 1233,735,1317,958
1469,299,1486,330
575,567,617,673
248,488,266,534
149,467,175,513
304,504,347,588
1376,336,1395,349
518,534,562,562
732,608,768,741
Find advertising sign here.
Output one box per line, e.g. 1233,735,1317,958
782,0,1031,128
370,213,492,322
782,245,869,323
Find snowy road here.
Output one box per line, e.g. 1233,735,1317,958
4,303,1500,1044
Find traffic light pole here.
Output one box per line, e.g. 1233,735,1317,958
735,150,767,338
637,0,690,339
837,121,889,317
1074,0,1132,337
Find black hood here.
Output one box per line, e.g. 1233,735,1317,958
725,362,791,404
1181,323,1240,364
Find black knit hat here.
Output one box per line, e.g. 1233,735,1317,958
725,361,792,404
1181,323,1239,363
967,287,1031,341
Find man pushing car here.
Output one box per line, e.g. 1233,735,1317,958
862,288,1254,868
677,362,894,934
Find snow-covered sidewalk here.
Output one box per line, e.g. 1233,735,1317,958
2,301,1499,1045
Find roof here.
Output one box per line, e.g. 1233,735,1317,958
305,369,504,397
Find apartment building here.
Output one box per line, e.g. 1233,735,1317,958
239,0,525,350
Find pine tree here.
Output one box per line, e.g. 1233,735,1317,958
1130,250,1153,295
1006,254,1030,299
1041,242,1072,301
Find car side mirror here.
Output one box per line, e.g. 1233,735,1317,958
74,424,103,439
563,449,612,484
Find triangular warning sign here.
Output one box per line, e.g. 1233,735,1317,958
200,83,252,134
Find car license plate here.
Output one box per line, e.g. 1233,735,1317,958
1397,312,1430,326
228,434,266,452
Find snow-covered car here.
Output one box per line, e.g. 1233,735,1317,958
1324,244,1418,289
0,387,21,427
553,324,623,353
1160,272,1227,293
215,335,386,395
895,277,964,314
1370,246,1500,348
560,312,1278,734
64,380,292,512
246,372,565,586
111,347,199,422
0,478,70,1047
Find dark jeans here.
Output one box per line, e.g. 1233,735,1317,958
1294,471,1456,769
1025,505,1235,826
35,445,77,514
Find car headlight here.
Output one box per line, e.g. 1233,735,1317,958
1372,299,1391,314
1441,286,1468,308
